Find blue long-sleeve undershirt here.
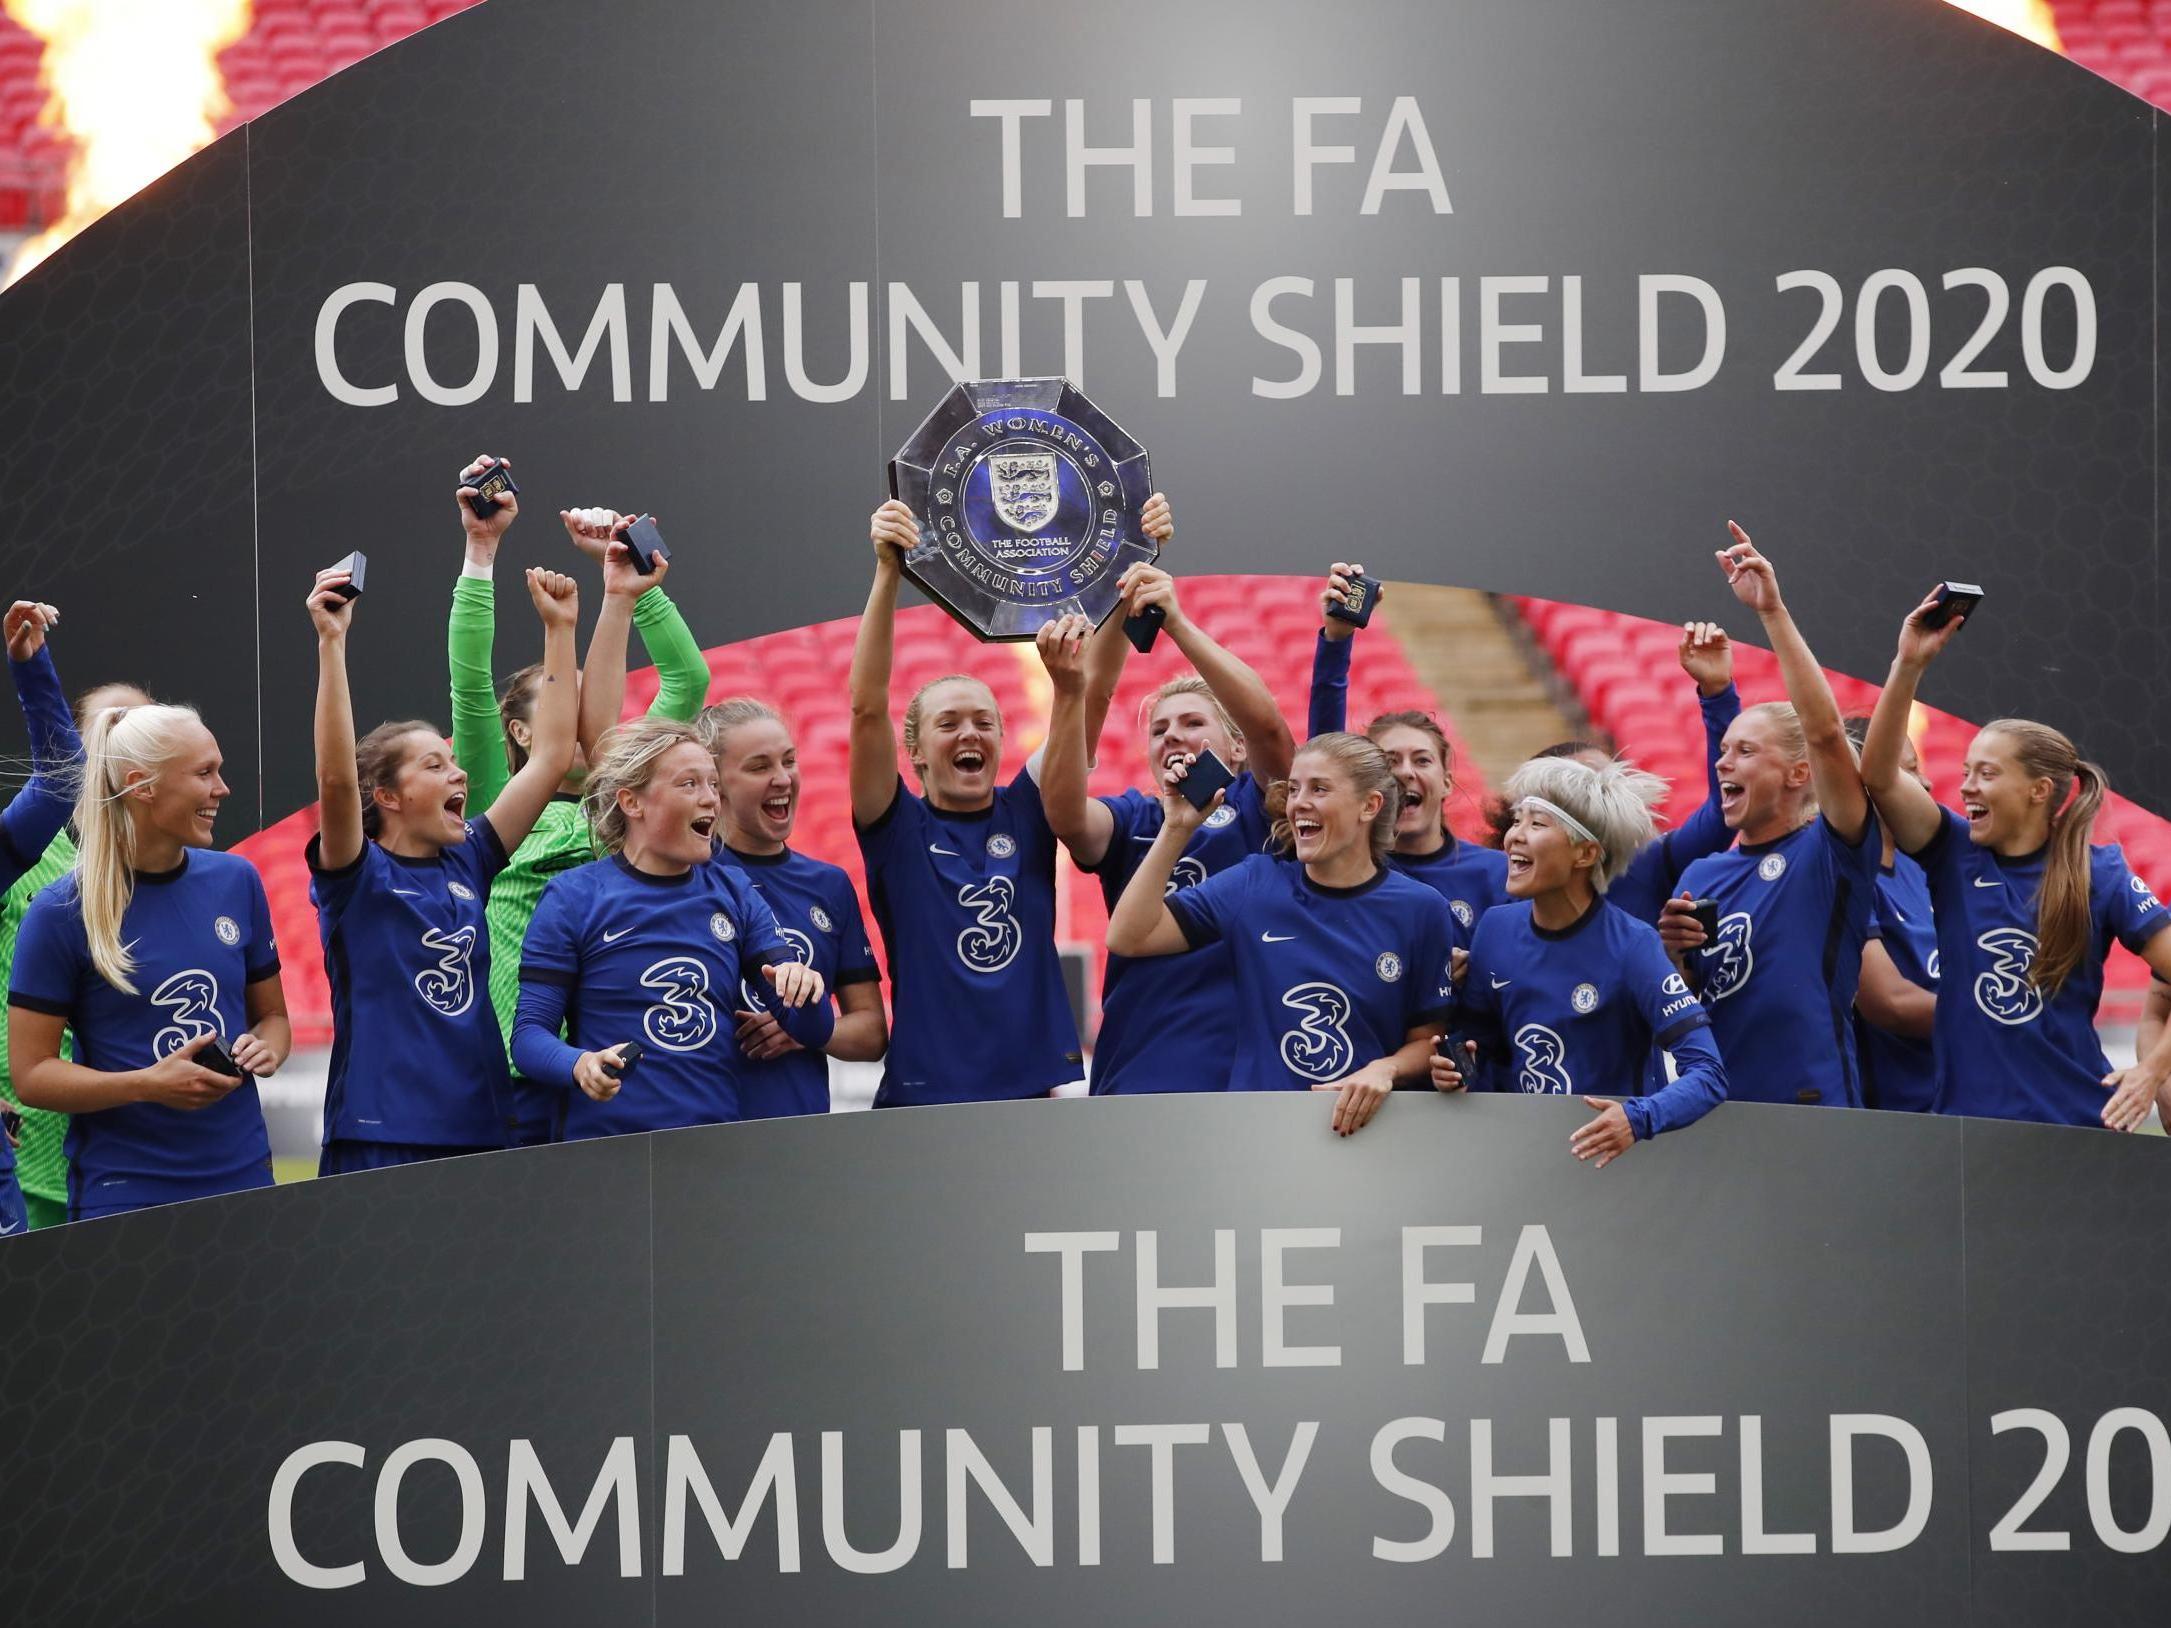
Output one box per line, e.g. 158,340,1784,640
1621,1020,1727,1141
0,646,82,889
1612,682,1742,923
1306,630,1353,740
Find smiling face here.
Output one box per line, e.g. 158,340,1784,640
1714,711,1809,839
1372,723,1449,846
911,678,1002,808
378,729,470,847
1502,800,1598,900
624,741,722,867
1145,690,1241,783
128,718,227,849
716,715,799,848
1960,728,2052,850
1285,747,1384,869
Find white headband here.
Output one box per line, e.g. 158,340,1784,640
1515,795,1599,848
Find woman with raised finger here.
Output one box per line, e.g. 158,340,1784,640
513,717,829,1138
1432,755,1727,1168
1106,732,1457,1134
8,694,291,1220
1657,525,1880,1110
1859,594,2171,1129
309,557,579,1174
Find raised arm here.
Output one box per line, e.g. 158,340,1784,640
0,603,81,886
309,564,366,871
1717,524,1867,842
849,502,913,826
1079,491,1173,752
450,454,518,806
1131,564,1298,784
1859,589,1958,857
483,570,581,850
563,509,672,759
1105,768,1214,957
1035,613,1117,867
1307,561,1366,740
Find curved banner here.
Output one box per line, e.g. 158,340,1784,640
0,1098,2165,1622
0,0,2161,824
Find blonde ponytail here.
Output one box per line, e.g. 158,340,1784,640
1984,718,2105,999
73,703,203,994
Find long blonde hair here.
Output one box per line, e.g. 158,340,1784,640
1982,719,2106,999
72,703,206,993
582,717,706,854
1266,732,1402,862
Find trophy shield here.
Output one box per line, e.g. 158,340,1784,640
887,378,1157,642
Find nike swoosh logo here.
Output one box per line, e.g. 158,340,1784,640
1491,976,1512,988
602,927,632,942
1262,931,1296,943
0,1221,21,1236
391,888,422,898
929,845,961,857
1972,877,2001,889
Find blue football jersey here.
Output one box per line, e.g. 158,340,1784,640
514,853,822,1137
856,769,1081,1106
9,852,279,1217
1165,854,1457,1092
715,843,881,1118
1909,809,2168,1125
1391,838,1508,942
1087,772,1272,1095
310,820,513,1149
1611,685,1743,925
1857,856,1939,1113
1676,811,1880,1108
1456,899,1725,1140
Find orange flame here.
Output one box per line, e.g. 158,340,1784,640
2,0,254,288
1944,0,2062,51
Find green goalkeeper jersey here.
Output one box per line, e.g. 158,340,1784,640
448,574,710,1073
0,829,77,1207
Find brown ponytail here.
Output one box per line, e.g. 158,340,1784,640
1985,719,2103,999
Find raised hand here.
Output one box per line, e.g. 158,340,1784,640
1035,612,1093,694
1118,561,1179,625
3,600,58,661
527,567,579,629
870,500,917,571
1320,561,1376,642
1714,522,1782,616
456,454,518,547
1141,491,1173,545
1894,585,1967,672
1156,751,1218,835
306,566,358,640
558,505,625,564
1677,619,1732,695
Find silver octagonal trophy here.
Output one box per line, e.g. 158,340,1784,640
887,377,1158,642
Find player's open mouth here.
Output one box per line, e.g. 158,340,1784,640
1718,781,1744,813
1293,817,1322,840
762,796,792,822
447,792,467,816
1508,853,1534,876
954,750,986,773
1965,801,1989,824
692,815,715,838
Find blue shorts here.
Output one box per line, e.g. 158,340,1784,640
0,1163,26,1239
318,1140,498,1178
